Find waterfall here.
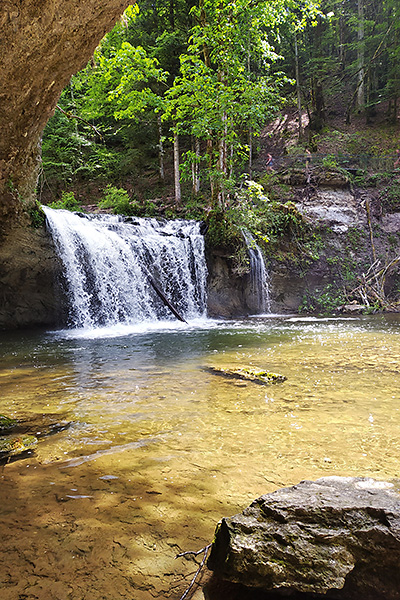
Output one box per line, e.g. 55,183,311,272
243,230,271,314
43,207,208,328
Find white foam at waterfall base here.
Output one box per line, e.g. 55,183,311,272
43,207,208,329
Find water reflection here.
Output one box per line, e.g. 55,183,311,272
0,314,400,598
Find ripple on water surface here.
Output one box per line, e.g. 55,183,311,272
1,314,400,598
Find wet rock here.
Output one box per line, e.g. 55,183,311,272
0,225,63,329
205,366,286,385
0,434,38,459
279,169,307,186
208,476,400,599
206,252,252,317
0,414,18,431
314,168,350,188
0,413,72,463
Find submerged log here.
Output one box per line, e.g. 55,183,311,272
205,366,286,385
148,275,188,323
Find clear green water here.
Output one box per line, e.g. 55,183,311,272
1,315,400,599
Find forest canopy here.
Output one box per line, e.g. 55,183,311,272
40,0,400,210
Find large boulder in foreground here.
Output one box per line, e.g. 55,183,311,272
208,477,400,599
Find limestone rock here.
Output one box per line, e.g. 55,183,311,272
0,0,131,227
206,251,253,317
315,168,350,188
0,224,63,329
208,477,400,599
295,188,361,233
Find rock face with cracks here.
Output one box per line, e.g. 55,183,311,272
0,0,130,228
0,1,131,328
208,477,400,599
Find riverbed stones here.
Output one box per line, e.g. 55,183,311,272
208,476,400,599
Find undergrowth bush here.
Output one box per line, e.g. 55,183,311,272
98,185,133,214
99,185,157,216
48,191,82,211
299,284,346,314
228,180,309,253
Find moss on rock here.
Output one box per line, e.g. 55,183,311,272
206,366,287,385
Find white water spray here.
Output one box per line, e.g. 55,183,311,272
43,207,208,328
243,230,271,313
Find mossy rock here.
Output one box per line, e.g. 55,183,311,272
206,366,287,385
0,434,38,457
0,414,18,431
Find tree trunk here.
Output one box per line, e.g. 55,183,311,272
339,1,346,68
206,138,215,204
356,0,365,110
173,127,181,205
294,31,303,139
157,114,165,181
192,137,200,195
217,112,228,207
169,0,175,30
249,127,253,179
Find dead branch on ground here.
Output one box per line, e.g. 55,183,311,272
350,256,400,311
175,544,212,600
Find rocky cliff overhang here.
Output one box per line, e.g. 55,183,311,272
0,1,131,229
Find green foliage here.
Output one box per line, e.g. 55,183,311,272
346,226,364,251
299,284,346,314
98,184,158,217
228,181,308,253
204,179,318,275
322,154,338,169
99,185,136,215
381,180,400,212
28,204,46,228
205,208,241,250
0,415,17,432
48,191,82,211
180,196,207,220
162,0,294,202
327,250,359,285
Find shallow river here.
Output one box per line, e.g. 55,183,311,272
1,314,400,600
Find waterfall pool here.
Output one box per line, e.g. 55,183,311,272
1,314,400,598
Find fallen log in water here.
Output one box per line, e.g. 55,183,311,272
147,275,188,323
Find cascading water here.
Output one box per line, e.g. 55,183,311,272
243,230,271,313
43,207,208,328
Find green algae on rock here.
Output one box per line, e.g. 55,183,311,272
205,366,287,385
0,435,38,457
0,414,18,431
